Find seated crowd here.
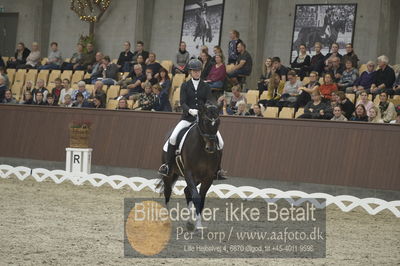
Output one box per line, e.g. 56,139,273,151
0,29,399,124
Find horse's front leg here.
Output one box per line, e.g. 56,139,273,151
185,171,203,229
198,178,212,218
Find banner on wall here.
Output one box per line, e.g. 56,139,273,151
180,0,225,58
290,4,357,61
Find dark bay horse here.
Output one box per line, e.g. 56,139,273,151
193,11,213,45
293,19,347,53
158,103,222,229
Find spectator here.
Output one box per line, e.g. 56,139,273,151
0,55,3,68
93,80,106,103
61,43,84,70
24,80,34,93
212,46,223,63
271,57,288,82
7,42,30,69
389,105,400,124
136,82,155,111
39,42,63,70
76,43,96,71
152,83,172,112
197,45,212,62
297,71,320,107
331,105,348,121
62,94,73,107
350,104,368,122
368,106,384,123
291,44,311,80
227,42,252,85
46,93,58,106
71,81,91,101
90,95,104,109
117,41,134,72
142,68,158,87
234,101,249,116
377,92,396,123
249,103,264,117
324,43,342,66
0,76,7,102
33,91,46,105
388,67,400,96
158,68,171,93
299,91,333,120
19,42,41,69
257,58,273,96
93,56,118,85
319,73,338,100
173,41,190,75
259,73,285,108
119,62,140,88
0,67,9,87
342,43,359,68
132,41,149,63
339,60,359,92
145,52,162,78
1,89,17,104
307,42,325,75
116,98,130,110
277,70,302,108
218,85,246,114
72,92,91,108
124,64,146,97
205,54,225,89
370,55,396,95
200,51,214,80
51,78,63,104
59,79,73,105
355,90,374,116
20,91,33,105
136,55,146,71
332,91,355,120
86,52,104,83
227,29,242,65
352,61,376,94
32,79,49,102
325,56,344,83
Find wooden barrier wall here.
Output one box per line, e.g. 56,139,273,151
0,105,399,190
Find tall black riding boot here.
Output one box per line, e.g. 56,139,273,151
158,143,176,176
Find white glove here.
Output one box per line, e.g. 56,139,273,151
189,109,198,116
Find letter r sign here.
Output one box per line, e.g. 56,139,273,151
74,154,80,163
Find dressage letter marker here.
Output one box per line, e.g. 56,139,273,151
65,148,92,174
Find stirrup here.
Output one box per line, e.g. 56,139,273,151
158,164,169,176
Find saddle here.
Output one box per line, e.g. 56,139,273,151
162,124,195,154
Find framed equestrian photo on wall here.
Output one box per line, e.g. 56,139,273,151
180,0,225,57
290,4,357,61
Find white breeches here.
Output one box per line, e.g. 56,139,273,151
168,120,224,150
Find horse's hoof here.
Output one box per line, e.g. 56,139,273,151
186,221,195,232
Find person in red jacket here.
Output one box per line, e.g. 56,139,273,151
319,73,338,101
205,54,226,89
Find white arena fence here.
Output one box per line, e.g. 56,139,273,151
1,164,399,218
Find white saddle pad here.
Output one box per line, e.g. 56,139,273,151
163,124,196,153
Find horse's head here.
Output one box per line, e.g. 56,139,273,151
197,101,220,154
